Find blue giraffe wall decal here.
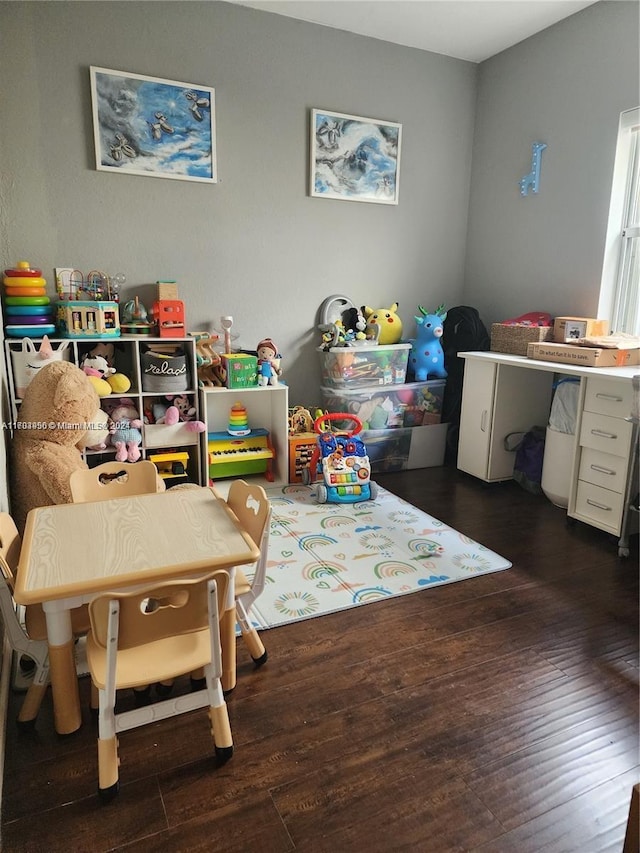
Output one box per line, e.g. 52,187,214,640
519,141,547,196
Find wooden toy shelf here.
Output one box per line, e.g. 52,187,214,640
3,335,204,485
199,384,289,489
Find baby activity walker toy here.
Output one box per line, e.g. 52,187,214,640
304,412,378,504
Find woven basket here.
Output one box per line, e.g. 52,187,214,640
490,323,553,357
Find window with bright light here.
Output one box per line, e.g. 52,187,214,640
599,107,640,336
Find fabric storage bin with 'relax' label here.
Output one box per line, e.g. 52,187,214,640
141,344,189,392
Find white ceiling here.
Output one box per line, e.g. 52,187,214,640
229,0,599,62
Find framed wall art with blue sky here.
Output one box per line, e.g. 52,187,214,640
310,109,402,205
90,67,217,183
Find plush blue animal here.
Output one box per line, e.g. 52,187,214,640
409,305,448,381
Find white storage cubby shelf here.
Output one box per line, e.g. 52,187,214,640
200,384,289,490
4,336,204,486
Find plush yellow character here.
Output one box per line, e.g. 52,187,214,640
363,302,403,345
107,372,131,394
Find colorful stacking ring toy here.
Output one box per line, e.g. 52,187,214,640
4,295,50,306
5,324,56,338
5,314,52,325
3,262,53,336
5,305,52,316
2,276,47,288
4,286,47,297
3,261,42,277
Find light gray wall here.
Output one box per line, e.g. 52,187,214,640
1,1,637,403
463,0,640,327
0,1,477,403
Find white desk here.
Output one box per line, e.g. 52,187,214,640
457,351,638,552
15,487,260,734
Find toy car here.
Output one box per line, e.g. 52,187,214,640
303,412,378,504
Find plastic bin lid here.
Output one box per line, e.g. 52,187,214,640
321,379,444,396
318,342,411,354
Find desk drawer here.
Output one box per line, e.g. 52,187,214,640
579,411,632,457
578,446,628,494
584,377,633,418
575,480,624,534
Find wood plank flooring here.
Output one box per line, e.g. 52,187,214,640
2,467,638,852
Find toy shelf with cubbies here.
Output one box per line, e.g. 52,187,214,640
4,335,204,484
200,384,289,489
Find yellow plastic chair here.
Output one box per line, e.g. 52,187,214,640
226,480,272,667
69,460,164,503
0,512,90,729
86,570,233,802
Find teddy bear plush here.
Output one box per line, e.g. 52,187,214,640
10,361,101,535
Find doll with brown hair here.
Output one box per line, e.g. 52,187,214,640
256,338,282,387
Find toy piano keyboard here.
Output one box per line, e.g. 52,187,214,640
207,428,275,481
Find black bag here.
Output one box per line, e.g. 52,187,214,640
505,427,546,494
440,306,490,464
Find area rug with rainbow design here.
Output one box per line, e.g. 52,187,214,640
249,484,512,629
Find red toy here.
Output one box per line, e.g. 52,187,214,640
153,300,185,337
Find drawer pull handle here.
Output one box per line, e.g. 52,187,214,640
590,429,617,440
590,464,616,476
586,498,612,512
595,393,623,403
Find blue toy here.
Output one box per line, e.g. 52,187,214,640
304,413,378,504
409,305,448,381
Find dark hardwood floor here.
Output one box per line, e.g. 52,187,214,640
2,467,638,852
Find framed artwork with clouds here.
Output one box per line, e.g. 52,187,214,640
310,109,401,204
90,67,217,183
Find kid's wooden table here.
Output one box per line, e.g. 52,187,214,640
15,486,259,735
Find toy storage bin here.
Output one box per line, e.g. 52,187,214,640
318,343,411,388
363,423,448,473
10,337,71,398
140,346,189,392
321,380,445,430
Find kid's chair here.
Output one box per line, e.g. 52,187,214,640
70,460,167,705
0,512,90,729
69,460,164,502
226,480,272,668
86,570,233,802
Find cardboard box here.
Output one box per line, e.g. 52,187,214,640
490,323,553,356
157,281,179,300
527,341,640,368
221,353,258,388
553,316,610,343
